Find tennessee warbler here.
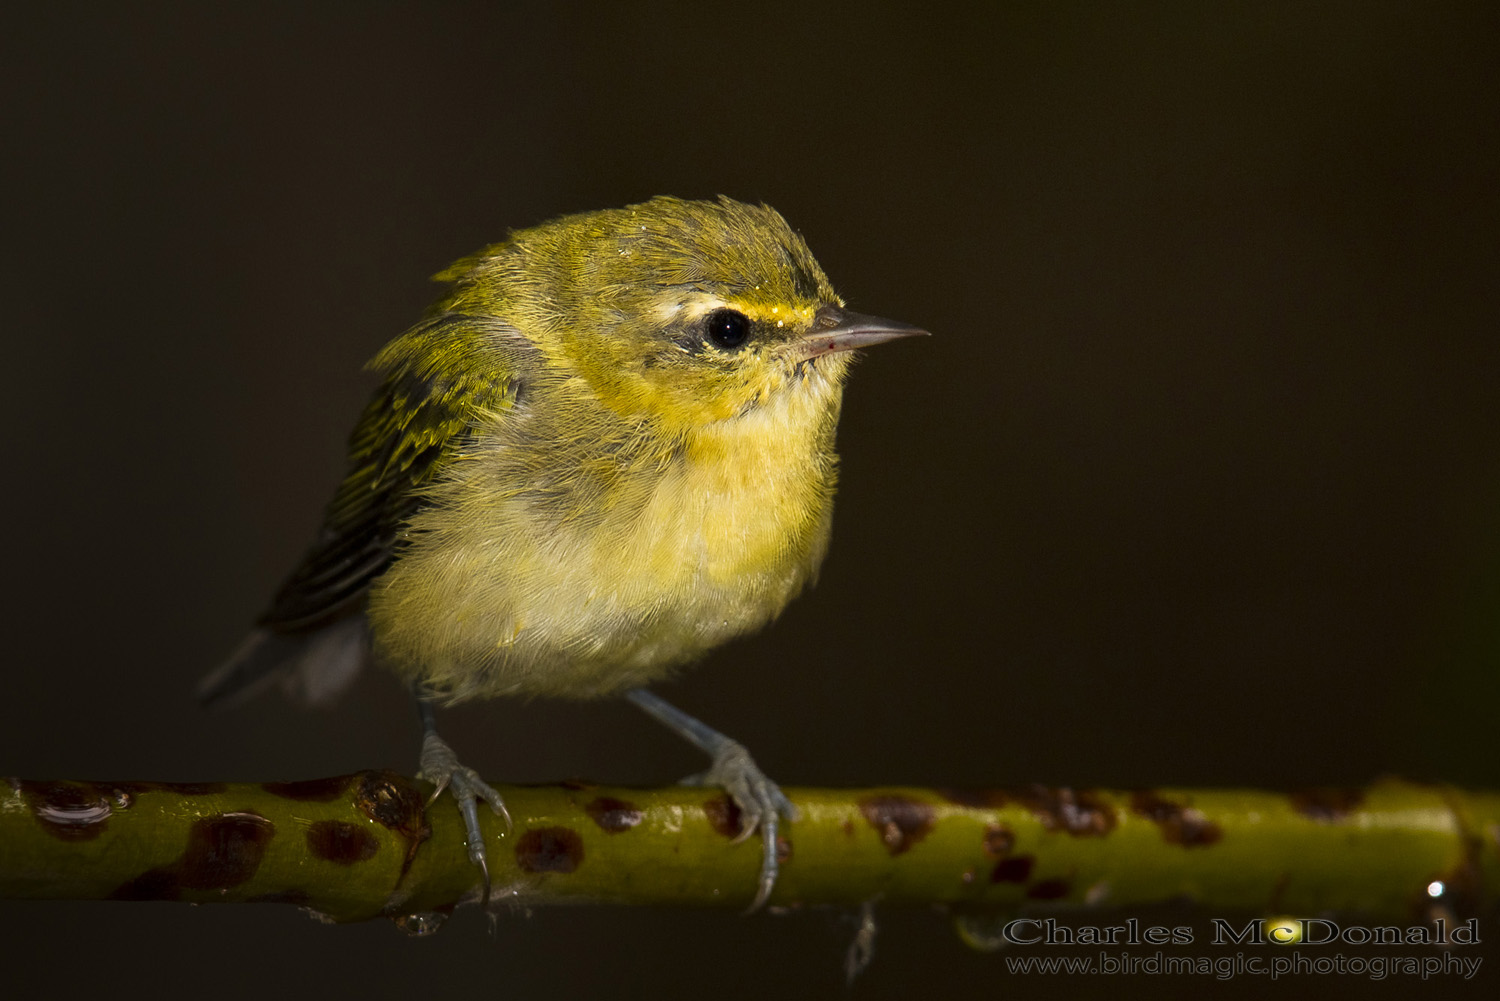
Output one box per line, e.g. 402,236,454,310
201,195,926,908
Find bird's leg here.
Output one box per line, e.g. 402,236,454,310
414,690,512,906
624,687,797,912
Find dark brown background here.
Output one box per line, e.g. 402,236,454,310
3,2,1498,998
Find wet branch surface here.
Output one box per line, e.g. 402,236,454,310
2,773,1496,935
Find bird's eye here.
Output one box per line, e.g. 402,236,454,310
703,308,751,350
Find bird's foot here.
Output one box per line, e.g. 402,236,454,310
419,732,512,905
686,740,798,912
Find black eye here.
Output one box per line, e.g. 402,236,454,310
703,308,751,350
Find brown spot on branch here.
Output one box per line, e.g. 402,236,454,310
1290,787,1364,821
859,795,937,856
991,855,1035,883
307,820,380,864
263,776,353,802
1008,785,1117,837
110,811,275,900
585,796,643,834
1129,790,1223,847
515,827,584,874
983,824,1015,858
703,794,743,839
1026,878,1071,900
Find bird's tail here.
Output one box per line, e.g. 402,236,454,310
197,615,371,708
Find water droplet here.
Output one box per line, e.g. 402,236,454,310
35,792,111,828
1428,880,1446,898
392,911,449,937
845,901,878,983
953,912,1012,952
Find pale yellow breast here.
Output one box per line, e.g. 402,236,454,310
367,377,840,701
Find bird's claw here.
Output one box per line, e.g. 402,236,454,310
418,732,512,905
688,740,797,912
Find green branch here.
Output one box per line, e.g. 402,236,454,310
2,774,1495,934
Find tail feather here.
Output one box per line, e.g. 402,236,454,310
198,616,371,708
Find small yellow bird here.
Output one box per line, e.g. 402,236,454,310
201,195,926,908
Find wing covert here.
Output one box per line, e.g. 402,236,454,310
258,313,523,632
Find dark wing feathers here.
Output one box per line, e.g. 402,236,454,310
257,313,521,633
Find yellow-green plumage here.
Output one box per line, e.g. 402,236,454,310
209,196,906,707
383,197,848,701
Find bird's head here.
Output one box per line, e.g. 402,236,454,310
435,196,925,433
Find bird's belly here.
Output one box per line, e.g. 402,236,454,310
367,443,832,701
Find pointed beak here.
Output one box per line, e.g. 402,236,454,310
798,305,930,359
